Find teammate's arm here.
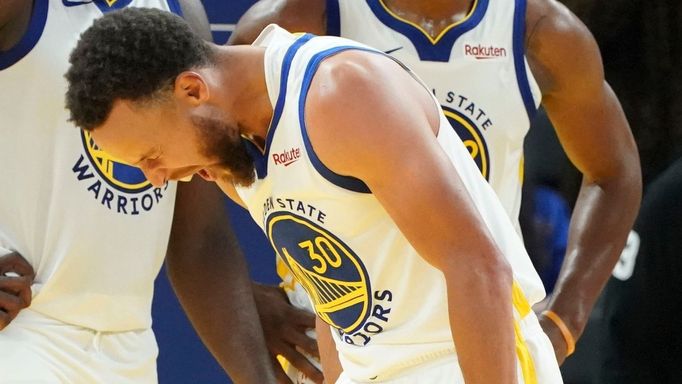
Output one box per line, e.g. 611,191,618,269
0,2,38,332
167,178,277,383
227,0,326,45
316,316,342,383
306,51,517,384
526,0,642,363
165,1,277,382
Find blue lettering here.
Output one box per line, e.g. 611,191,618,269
153,187,163,203
87,180,101,198
117,195,128,214
141,194,153,211
72,155,95,180
482,119,493,130
373,290,393,302
130,197,140,215
465,102,476,115
363,322,383,334
101,188,114,208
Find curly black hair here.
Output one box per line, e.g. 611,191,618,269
65,7,213,131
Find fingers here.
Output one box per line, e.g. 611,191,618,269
275,343,324,384
287,306,316,329
0,274,33,308
272,355,294,384
286,329,319,358
0,288,24,330
0,252,35,279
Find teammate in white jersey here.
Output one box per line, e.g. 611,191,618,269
228,0,642,371
65,8,564,383
0,1,276,382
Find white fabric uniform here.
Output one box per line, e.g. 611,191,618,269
0,0,181,381
277,0,546,381
329,0,542,224
242,25,560,383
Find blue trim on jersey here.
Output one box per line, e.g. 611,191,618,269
326,0,341,36
243,138,268,178
366,0,489,62
0,0,49,70
166,0,183,16
298,46,373,194
250,33,314,179
512,0,538,123
93,0,134,13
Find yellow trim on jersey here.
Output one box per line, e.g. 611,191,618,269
519,155,525,184
378,0,479,44
512,281,532,318
514,320,538,384
511,280,537,383
277,354,290,371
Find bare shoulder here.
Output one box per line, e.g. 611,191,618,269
229,0,326,45
306,51,418,136
305,50,438,177
525,0,603,96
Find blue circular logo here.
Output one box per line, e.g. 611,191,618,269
267,212,371,333
442,106,490,180
81,131,152,193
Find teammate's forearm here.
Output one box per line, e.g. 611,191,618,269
167,180,277,383
166,241,277,383
445,259,517,384
316,317,343,383
547,174,641,339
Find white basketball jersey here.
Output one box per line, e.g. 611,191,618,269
327,0,541,223
240,25,545,381
0,0,182,332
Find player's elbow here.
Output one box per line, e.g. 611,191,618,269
445,248,514,296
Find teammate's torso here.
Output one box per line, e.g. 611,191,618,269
0,0,181,331
328,0,541,222
238,25,545,380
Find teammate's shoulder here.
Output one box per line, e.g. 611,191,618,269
230,0,326,45
525,0,587,41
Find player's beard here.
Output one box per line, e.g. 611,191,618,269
192,115,256,187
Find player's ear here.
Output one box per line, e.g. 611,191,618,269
174,71,209,106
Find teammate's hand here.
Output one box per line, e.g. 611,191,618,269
538,313,568,365
253,282,324,384
0,251,35,330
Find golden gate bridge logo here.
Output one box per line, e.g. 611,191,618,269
268,212,372,333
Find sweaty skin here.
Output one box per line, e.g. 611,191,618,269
0,1,277,382
229,0,642,366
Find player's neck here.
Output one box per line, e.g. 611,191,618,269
0,1,33,52
383,0,475,39
215,45,272,149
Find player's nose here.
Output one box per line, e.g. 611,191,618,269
139,164,167,187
